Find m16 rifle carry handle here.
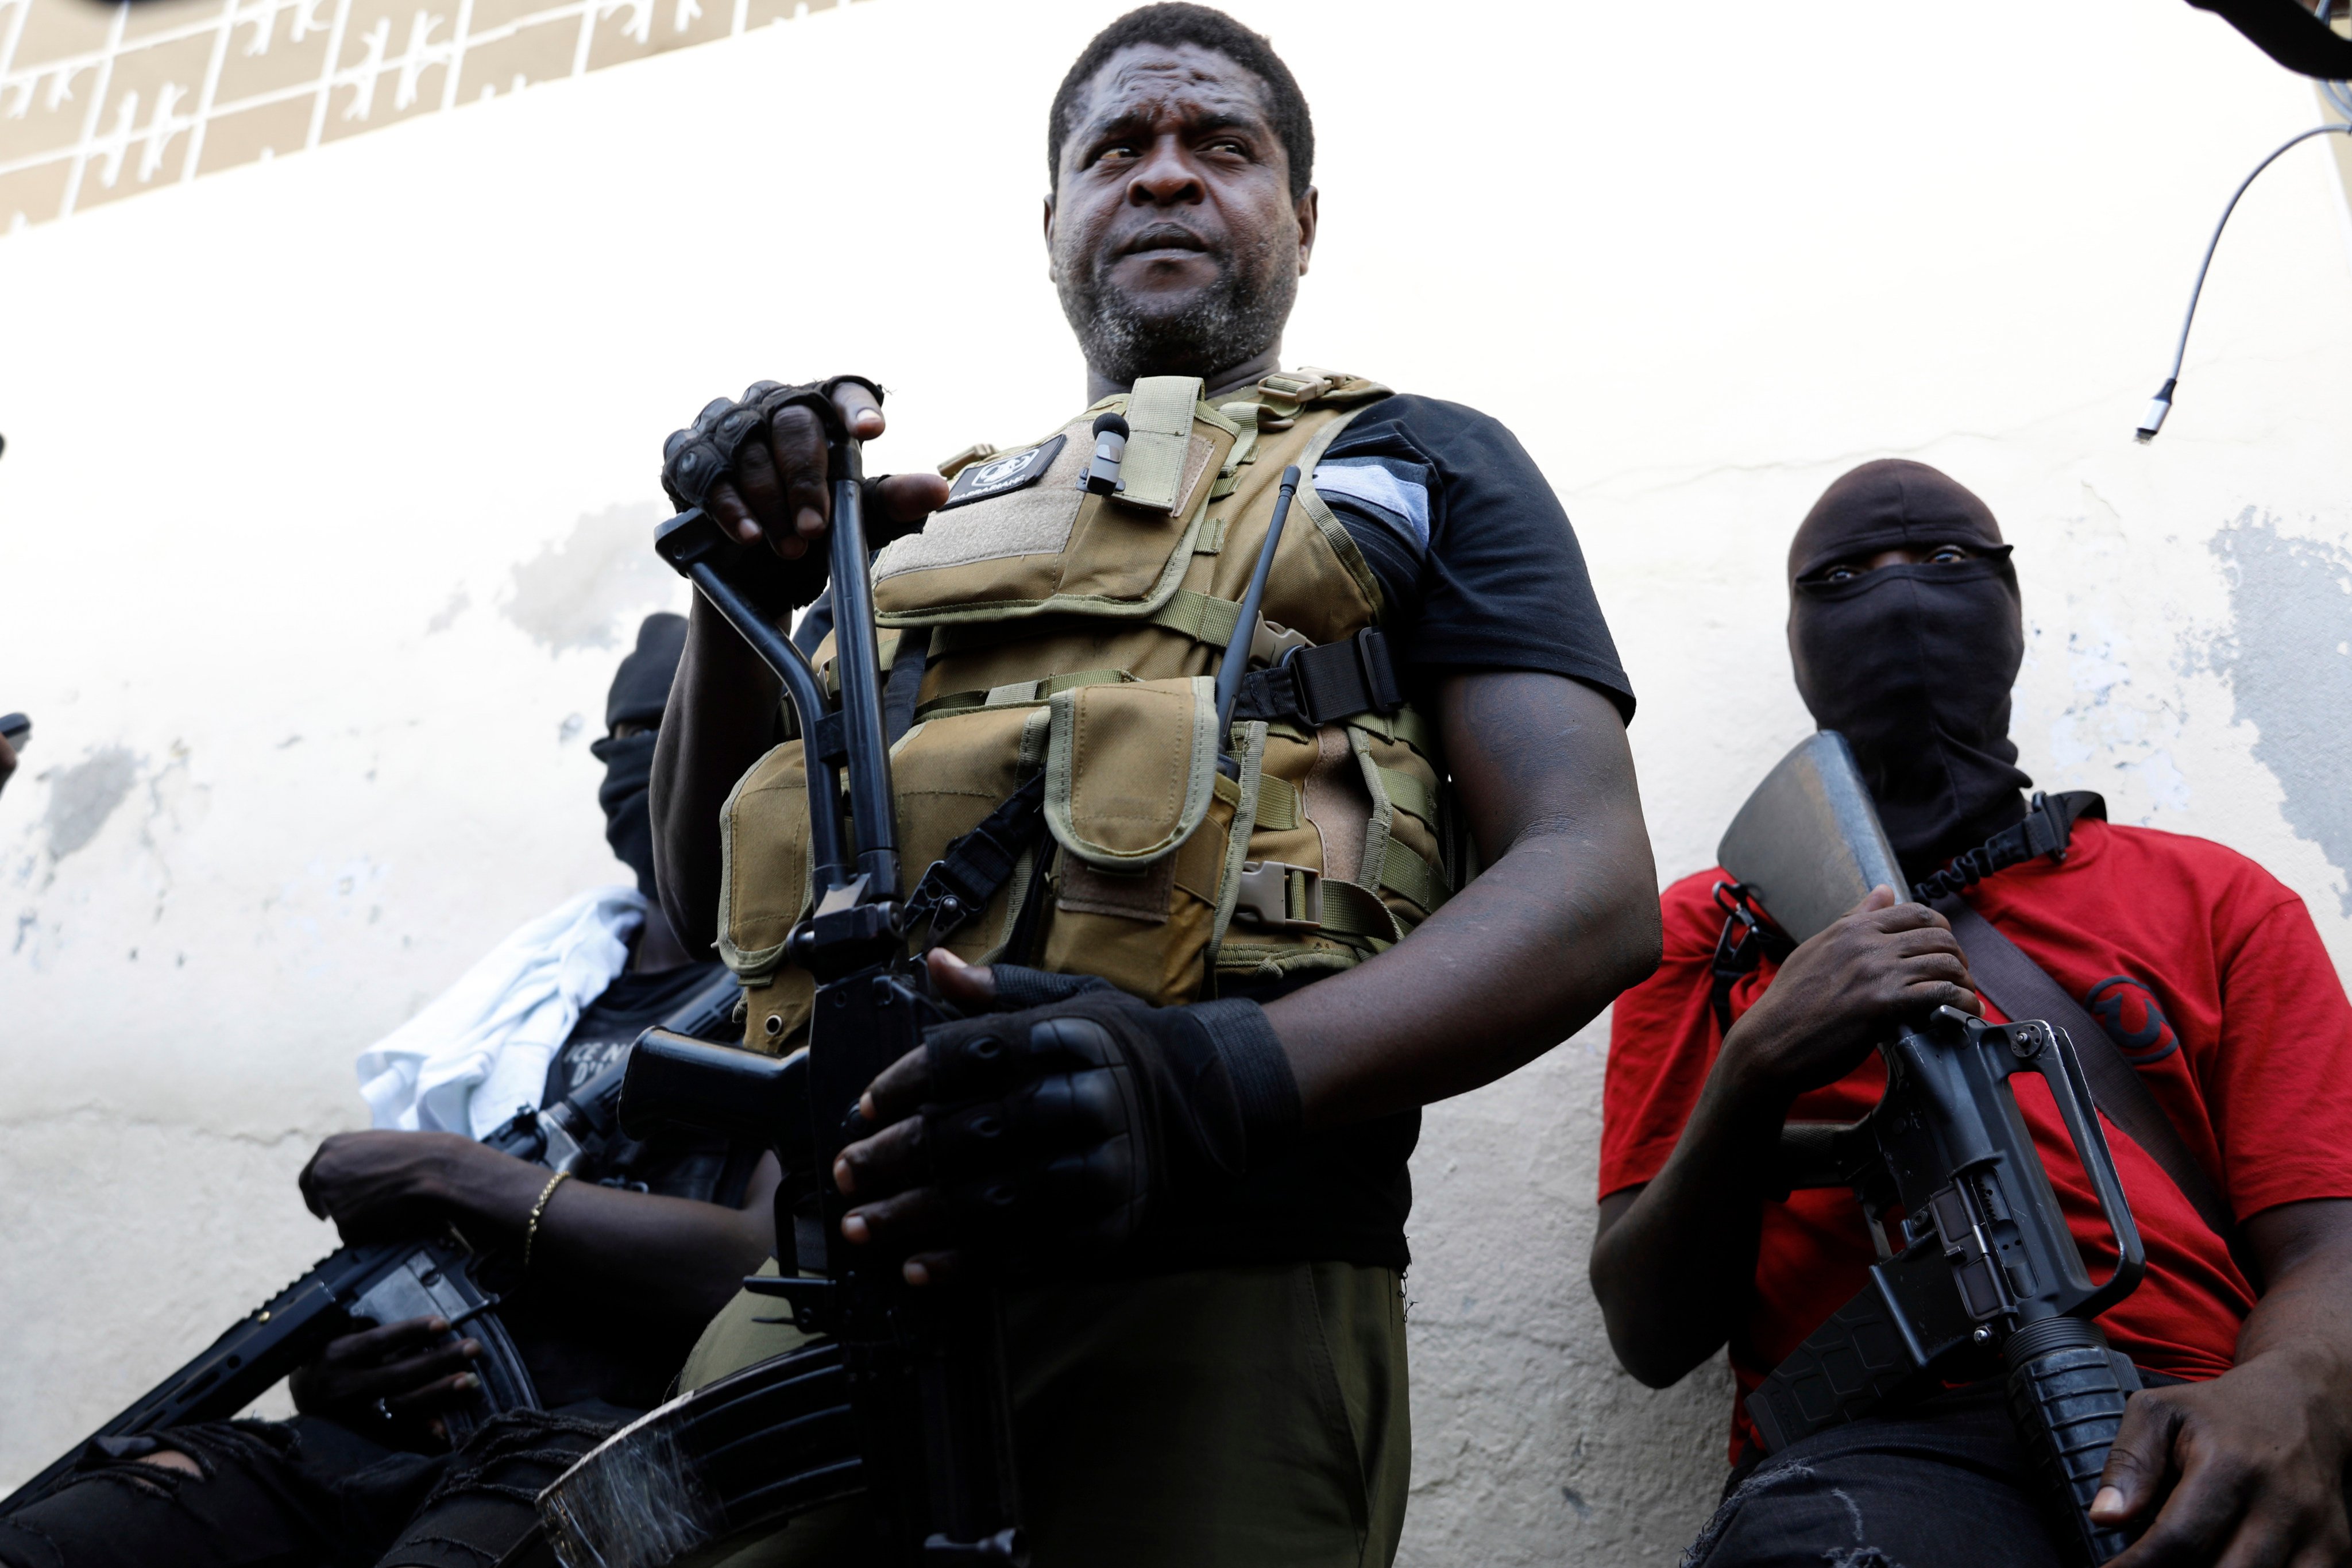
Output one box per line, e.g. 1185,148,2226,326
2003,1021,2145,1318
1776,1019,2145,1306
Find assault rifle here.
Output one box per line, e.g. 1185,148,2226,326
0,965,741,1515
536,426,1025,1566
1719,733,2149,1568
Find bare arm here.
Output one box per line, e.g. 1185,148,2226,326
2096,1197,2352,1567
1266,670,1661,1130
651,597,784,952
1587,889,1979,1387
302,1133,782,1329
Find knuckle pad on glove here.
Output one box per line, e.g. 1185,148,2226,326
926,1025,1024,1100
1027,1015,1118,1068
660,377,851,512
927,1100,1014,1179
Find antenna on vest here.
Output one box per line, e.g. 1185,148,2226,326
1215,465,1302,775
1083,412,1129,495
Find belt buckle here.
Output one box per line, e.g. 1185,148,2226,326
1232,860,1322,930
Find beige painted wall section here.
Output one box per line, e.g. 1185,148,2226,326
0,0,862,231
3,3,2351,1563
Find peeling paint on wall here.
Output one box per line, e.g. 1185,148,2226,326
38,746,140,860
2204,513,2352,912
501,501,678,654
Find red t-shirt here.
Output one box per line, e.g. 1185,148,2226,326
1600,820,2352,1458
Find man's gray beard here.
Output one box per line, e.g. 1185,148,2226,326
1057,245,1295,388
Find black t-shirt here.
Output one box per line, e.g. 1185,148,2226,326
1313,393,1634,719
1140,395,1632,1275
500,960,760,1410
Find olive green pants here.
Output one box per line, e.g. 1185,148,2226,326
679,1261,1411,1568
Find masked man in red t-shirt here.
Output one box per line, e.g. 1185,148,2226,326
1592,459,2352,1568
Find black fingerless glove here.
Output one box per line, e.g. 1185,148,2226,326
658,375,887,613
916,970,1303,1255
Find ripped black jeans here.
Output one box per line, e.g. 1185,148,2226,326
1686,1377,2175,1568
0,1404,625,1568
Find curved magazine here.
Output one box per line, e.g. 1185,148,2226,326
537,1341,863,1568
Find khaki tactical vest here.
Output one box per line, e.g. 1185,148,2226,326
716,369,1470,1052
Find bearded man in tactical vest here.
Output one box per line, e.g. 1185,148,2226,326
648,6,1662,1562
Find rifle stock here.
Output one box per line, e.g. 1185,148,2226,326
1716,731,1902,944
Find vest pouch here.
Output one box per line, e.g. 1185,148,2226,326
889,703,1053,965
1036,675,1232,1006
716,741,817,1054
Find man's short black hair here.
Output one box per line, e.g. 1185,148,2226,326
1047,4,1314,200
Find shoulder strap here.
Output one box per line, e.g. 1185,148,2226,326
1914,791,2107,902
1935,894,2253,1277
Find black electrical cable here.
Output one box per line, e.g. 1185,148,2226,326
2135,121,2352,441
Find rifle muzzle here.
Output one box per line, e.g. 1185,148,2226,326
619,1028,809,1145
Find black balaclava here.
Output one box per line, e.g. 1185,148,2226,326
1786,460,2033,879
592,612,688,897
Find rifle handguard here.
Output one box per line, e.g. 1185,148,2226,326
2005,1316,2141,1567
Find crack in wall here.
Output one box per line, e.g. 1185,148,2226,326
0,1104,325,1148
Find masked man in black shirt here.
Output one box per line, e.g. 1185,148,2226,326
643,6,1662,1563
0,615,779,1568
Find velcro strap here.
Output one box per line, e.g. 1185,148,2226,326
1377,766,1437,826
914,669,1131,723
1213,770,1301,831
1113,376,1202,511
1353,704,1441,764
1231,628,1404,728
1377,837,1449,914
1146,589,1245,648
1318,878,1406,943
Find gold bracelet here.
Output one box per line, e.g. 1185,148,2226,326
523,1169,570,1274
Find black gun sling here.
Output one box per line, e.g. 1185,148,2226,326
1934,895,2252,1280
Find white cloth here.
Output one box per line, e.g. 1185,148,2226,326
357,886,648,1139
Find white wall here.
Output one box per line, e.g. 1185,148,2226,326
4,2,2349,1561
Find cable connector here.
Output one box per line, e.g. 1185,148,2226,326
2134,377,2176,444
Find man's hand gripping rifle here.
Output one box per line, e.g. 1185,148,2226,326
1720,734,2149,1568
614,413,1025,1565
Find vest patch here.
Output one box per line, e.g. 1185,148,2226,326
939,434,1068,512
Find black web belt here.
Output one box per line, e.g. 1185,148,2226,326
1231,627,1404,728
